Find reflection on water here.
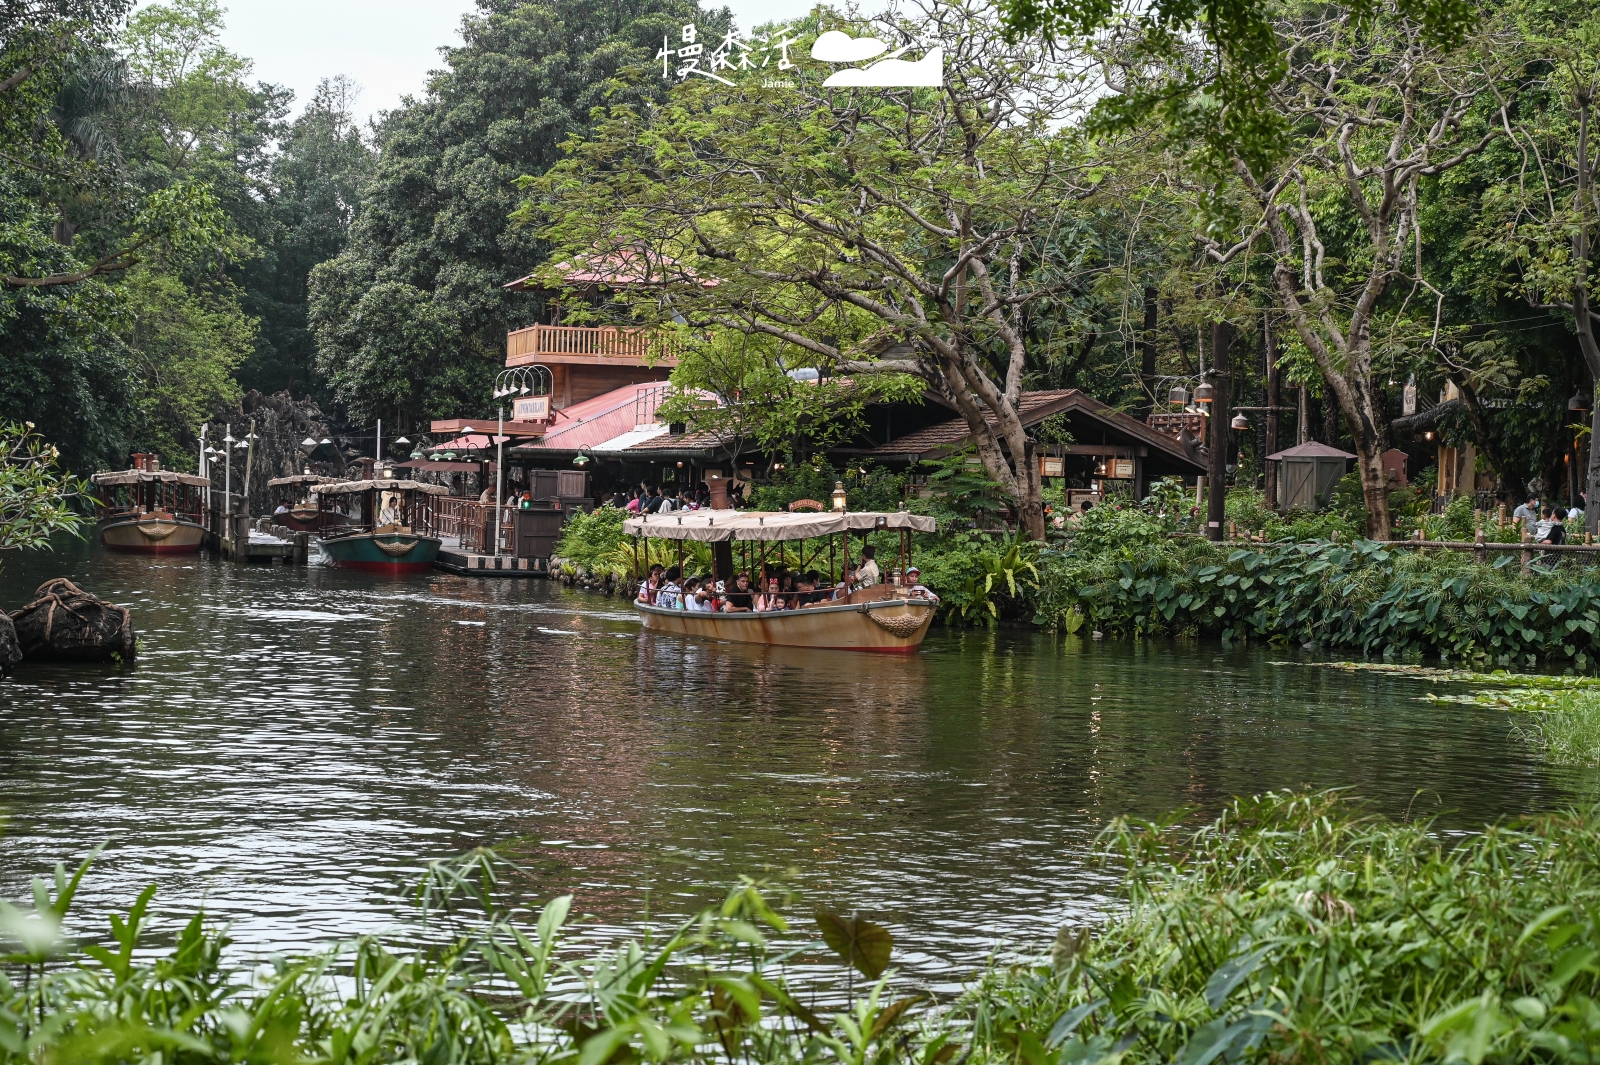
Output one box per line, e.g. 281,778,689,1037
0,539,1589,985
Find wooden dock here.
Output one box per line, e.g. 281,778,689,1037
202,510,310,564
435,547,547,577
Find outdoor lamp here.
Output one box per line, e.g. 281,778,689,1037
461,425,476,435
832,481,847,511
1424,431,1435,441
1194,382,1215,404
1168,385,1189,406
223,434,235,444
677,461,684,468
573,453,590,466
234,440,249,450
1570,391,1590,412
300,436,318,450
319,437,331,446
1230,413,1250,430
394,436,410,446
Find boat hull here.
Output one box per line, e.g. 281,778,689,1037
273,508,322,532
100,516,205,555
635,598,935,651
319,531,442,574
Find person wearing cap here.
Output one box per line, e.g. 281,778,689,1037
904,565,938,603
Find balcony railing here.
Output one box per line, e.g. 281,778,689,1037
506,324,677,364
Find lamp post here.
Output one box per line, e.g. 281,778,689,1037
222,425,234,522
494,406,504,557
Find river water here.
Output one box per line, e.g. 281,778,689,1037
0,543,1589,987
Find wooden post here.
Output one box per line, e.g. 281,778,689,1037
1522,529,1533,574
1207,321,1232,542
1475,528,1486,565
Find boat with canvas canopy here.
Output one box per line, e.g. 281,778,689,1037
309,469,448,574
623,508,938,652
91,460,209,554
265,472,335,532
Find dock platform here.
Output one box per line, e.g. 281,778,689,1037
435,547,547,576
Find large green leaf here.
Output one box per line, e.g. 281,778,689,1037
814,908,893,979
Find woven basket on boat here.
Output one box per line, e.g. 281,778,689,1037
867,610,925,637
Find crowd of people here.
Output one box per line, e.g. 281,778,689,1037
634,545,940,613
613,480,744,514
1511,493,1584,546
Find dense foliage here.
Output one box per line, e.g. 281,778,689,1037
16,793,1600,1064
0,424,86,564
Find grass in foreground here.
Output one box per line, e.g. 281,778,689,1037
11,793,1600,1063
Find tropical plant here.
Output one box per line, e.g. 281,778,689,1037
0,423,87,566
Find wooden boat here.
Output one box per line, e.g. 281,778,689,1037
309,470,447,574
91,464,209,555
265,473,334,531
623,509,939,652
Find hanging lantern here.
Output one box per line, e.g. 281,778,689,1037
831,480,847,511
1194,382,1215,404
1230,413,1250,430
1168,385,1189,406
1569,390,1590,412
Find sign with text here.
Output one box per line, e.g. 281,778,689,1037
513,396,551,421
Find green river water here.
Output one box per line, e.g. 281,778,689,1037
0,542,1589,988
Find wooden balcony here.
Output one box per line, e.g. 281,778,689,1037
505,324,678,367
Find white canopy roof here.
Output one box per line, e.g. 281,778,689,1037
92,469,210,487
311,479,451,496
623,510,936,542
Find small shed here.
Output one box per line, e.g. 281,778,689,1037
1267,441,1356,511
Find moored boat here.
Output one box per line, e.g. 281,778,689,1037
265,472,335,531
310,469,447,575
91,461,209,555
623,508,939,652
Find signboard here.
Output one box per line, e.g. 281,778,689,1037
1113,459,1135,479
513,396,551,421
1039,456,1065,478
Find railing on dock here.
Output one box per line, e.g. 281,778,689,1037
435,497,517,554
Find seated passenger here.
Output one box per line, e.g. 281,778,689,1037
656,566,683,609
755,576,787,612
722,573,755,612
904,565,939,603
681,577,705,610
796,572,828,607
637,563,664,604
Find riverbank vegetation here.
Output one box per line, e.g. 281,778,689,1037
12,792,1600,1063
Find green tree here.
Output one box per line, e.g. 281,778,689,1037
1191,1,1524,539
528,6,1108,540
0,423,88,565
308,0,718,429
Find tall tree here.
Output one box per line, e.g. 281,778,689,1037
528,5,1108,539
1195,2,1521,539
308,0,717,429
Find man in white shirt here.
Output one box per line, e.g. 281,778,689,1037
854,545,880,588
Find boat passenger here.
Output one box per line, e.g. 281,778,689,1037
755,576,787,612
854,546,880,588
905,565,940,603
722,573,755,612
656,566,683,609
681,577,703,610
796,572,829,607
636,563,664,605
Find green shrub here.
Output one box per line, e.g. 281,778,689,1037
1035,536,1600,668
964,791,1600,1065
553,504,628,575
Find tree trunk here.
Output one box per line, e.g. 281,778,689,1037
1572,92,1600,534
1139,287,1159,420
1338,379,1394,541
1206,321,1232,541
1264,316,1280,507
